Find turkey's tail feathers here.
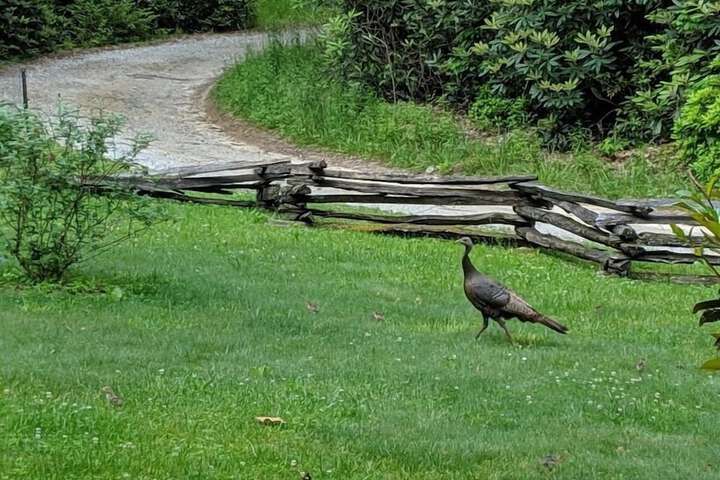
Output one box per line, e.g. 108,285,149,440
535,314,568,334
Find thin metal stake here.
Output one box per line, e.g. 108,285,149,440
20,69,28,109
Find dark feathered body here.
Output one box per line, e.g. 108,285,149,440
459,239,567,339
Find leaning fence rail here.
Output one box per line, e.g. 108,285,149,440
95,159,715,284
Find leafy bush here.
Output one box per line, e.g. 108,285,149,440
328,1,666,137
324,0,494,102
468,86,527,132
672,173,720,369
61,0,156,47
0,0,256,60
476,1,666,141
672,74,720,180
0,105,164,283
326,0,720,147
624,0,720,140
137,0,255,32
0,0,58,58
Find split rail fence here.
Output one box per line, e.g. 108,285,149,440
103,159,716,284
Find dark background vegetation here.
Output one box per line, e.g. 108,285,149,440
0,0,255,58
326,0,720,173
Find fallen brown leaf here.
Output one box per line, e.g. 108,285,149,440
255,416,286,426
541,453,561,470
372,311,385,321
306,302,319,314
100,386,124,408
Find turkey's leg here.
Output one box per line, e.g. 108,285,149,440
475,315,490,340
496,318,514,344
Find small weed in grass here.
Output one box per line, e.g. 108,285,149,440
214,42,686,198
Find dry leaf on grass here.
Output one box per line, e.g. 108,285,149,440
306,302,319,314
100,386,124,408
255,416,286,426
372,311,385,321
636,359,646,371
541,453,562,470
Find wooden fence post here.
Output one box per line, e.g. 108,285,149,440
20,69,28,109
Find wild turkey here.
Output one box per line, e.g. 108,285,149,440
457,237,568,342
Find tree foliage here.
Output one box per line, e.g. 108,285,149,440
625,0,720,140
0,0,256,60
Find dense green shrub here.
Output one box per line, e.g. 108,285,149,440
474,0,666,144
137,0,255,32
0,0,58,58
328,1,666,134
673,74,720,180
0,105,164,282
0,0,256,60
624,0,720,140
325,0,494,102
61,0,156,47
326,0,720,146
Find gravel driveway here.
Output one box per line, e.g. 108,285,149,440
0,32,293,171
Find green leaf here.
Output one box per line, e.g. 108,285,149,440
700,358,720,370
670,223,686,239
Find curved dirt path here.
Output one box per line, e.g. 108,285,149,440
0,32,308,171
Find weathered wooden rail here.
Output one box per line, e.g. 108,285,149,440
101,159,716,284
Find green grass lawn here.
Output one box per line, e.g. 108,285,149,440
1,203,717,479
214,41,685,199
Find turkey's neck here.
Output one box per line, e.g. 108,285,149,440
462,245,476,275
